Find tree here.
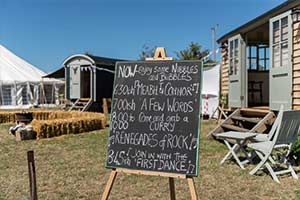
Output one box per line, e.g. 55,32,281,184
138,44,156,60
175,42,211,61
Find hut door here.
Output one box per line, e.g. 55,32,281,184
70,65,81,99
269,10,292,110
228,34,247,108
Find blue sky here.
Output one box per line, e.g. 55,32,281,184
0,0,285,73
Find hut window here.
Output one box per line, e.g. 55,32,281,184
273,21,280,44
234,39,239,75
281,17,288,41
229,41,233,75
292,11,300,22
273,44,280,68
247,45,269,71
247,46,257,70
229,38,239,75
281,42,289,66
272,16,290,68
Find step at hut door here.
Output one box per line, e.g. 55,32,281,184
269,10,292,111
228,34,247,108
70,64,81,99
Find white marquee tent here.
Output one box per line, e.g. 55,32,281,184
201,64,220,118
0,45,64,109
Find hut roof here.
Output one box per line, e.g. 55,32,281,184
44,54,126,79
218,0,300,43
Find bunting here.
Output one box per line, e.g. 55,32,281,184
79,65,114,74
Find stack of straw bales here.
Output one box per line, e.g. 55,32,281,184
31,112,106,139
0,111,106,139
0,112,16,123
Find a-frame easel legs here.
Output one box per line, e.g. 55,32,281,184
101,170,199,200
187,177,198,200
101,170,118,200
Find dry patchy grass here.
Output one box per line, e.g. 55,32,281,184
0,121,300,199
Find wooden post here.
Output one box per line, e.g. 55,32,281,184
169,177,176,200
27,151,38,200
101,48,199,200
102,98,108,115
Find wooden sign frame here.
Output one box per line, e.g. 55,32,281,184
101,47,199,200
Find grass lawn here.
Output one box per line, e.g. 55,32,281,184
1,120,300,200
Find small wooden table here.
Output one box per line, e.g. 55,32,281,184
217,131,257,169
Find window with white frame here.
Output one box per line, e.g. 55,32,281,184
292,10,300,22
272,16,289,68
229,38,239,75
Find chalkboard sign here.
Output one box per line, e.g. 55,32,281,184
106,60,202,176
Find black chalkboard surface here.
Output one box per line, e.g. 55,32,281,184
106,60,202,176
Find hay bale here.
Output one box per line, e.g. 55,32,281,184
9,111,106,139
